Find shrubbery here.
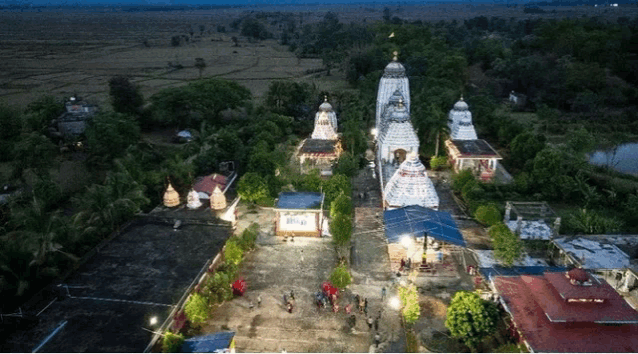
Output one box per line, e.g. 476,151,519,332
329,263,352,289
474,204,502,226
429,156,448,171
162,331,185,353
184,293,209,325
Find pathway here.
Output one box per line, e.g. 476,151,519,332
350,163,406,353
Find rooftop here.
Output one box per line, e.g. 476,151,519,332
276,192,324,210
506,220,553,240
384,205,465,247
554,237,630,270
3,217,232,352
494,273,638,352
193,173,228,195
448,139,501,158
474,249,548,269
299,139,338,154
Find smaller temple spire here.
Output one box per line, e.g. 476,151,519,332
163,179,180,208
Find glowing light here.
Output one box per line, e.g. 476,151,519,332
389,297,401,310
149,316,158,326
400,235,413,249
371,128,378,137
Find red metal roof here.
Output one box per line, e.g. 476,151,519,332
544,272,617,301
494,273,638,353
193,174,227,195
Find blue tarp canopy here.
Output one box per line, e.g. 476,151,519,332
276,192,324,209
479,266,569,281
384,205,466,247
181,331,235,353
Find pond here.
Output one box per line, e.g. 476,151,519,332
588,143,638,176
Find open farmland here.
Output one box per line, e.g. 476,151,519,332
2,4,636,107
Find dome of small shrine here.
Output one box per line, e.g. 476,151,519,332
187,188,202,209
319,96,333,112
567,268,589,283
163,183,180,208
311,110,338,140
453,97,469,111
210,186,227,210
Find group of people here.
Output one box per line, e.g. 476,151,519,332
399,258,412,272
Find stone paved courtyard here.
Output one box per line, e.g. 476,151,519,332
200,205,372,353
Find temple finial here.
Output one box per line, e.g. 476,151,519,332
324,95,328,102
392,51,398,61
460,95,464,101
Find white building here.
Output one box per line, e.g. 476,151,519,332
375,52,410,134
315,97,338,134
448,97,478,141
383,152,439,210
377,101,420,165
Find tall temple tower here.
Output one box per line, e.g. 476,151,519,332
377,100,420,165
375,52,410,135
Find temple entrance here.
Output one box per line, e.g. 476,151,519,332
394,149,407,163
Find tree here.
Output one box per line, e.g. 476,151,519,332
509,132,546,171
322,174,351,206
265,80,311,118
330,213,352,250
85,111,141,163
237,172,269,204
24,95,64,134
109,76,144,116
0,103,22,162
184,293,209,325
241,18,270,40
488,222,523,267
398,283,420,325
445,291,499,351
451,169,475,194
162,331,185,353
474,204,501,227
567,126,595,154
330,192,352,219
224,240,243,266
429,156,448,171
12,132,57,180
329,263,352,289
194,58,206,79
333,152,359,178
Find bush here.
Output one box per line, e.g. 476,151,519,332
451,169,475,194
237,223,259,252
429,156,448,171
330,192,353,219
489,223,523,267
201,270,234,304
224,240,244,266
474,204,501,226
162,331,185,353
461,180,485,203
184,293,209,325
329,263,352,289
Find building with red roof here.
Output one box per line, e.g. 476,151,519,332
193,173,229,197
493,269,638,352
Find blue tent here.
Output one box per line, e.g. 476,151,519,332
181,331,235,353
384,205,466,247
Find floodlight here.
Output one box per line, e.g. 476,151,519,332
389,297,401,310
149,316,158,326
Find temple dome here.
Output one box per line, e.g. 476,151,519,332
384,153,439,209
210,186,227,210
163,183,180,208
311,112,338,140
187,188,202,209
388,101,410,122
388,89,404,106
319,96,333,112
384,52,406,77
453,97,469,111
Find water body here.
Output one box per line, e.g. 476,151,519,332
588,143,638,175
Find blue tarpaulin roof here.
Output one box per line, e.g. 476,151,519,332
383,205,466,247
181,331,235,353
479,266,569,281
276,192,324,209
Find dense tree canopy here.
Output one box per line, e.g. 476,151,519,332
446,291,499,351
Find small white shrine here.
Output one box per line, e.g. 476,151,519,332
448,97,477,141
186,188,203,209
210,186,227,210
383,152,439,210
375,52,410,134
315,96,338,133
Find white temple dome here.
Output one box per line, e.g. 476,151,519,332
453,97,469,111
311,112,338,140
384,153,439,210
388,101,410,122
388,89,404,106
319,96,333,112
